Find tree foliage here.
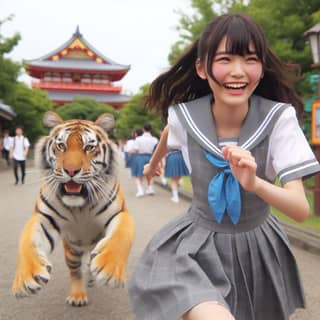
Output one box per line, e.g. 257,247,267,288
168,0,217,64
0,16,21,99
0,16,53,143
4,84,54,142
54,97,118,139
55,97,117,122
115,85,163,140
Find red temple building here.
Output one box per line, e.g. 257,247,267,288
24,27,130,108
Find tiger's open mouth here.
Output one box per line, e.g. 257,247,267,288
64,181,82,194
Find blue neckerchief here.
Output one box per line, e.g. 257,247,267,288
204,150,241,225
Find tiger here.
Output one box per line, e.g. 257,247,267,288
12,111,135,306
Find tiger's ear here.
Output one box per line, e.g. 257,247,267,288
43,111,64,128
95,113,115,132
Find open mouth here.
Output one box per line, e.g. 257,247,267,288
64,181,82,194
223,83,247,90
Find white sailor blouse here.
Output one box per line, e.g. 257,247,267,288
168,94,320,186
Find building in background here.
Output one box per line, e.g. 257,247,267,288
24,27,130,108
0,101,15,134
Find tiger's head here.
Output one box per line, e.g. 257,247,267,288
36,111,119,208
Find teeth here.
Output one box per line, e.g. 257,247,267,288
224,83,246,89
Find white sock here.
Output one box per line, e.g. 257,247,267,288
172,189,178,198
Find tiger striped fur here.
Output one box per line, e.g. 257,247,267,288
12,111,135,306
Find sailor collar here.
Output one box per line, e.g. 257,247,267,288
174,94,289,158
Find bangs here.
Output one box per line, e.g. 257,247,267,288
224,26,258,56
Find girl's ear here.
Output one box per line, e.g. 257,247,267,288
195,58,207,80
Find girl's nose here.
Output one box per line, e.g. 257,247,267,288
230,60,245,77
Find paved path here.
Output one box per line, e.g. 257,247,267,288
0,165,319,319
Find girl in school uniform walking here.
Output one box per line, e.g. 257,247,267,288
164,149,189,203
129,13,320,320
132,124,158,197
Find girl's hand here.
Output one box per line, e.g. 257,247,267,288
143,163,161,179
222,145,257,192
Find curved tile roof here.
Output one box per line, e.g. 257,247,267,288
24,26,130,71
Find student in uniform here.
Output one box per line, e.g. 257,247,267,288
10,126,30,185
124,129,138,169
164,149,189,203
1,130,12,166
129,13,320,320
132,124,158,197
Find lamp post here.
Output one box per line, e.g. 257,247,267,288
305,22,320,215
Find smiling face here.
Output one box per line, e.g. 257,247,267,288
196,36,263,109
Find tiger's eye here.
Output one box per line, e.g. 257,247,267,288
56,143,66,152
84,145,95,152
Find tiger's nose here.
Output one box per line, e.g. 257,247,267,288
64,167,81,177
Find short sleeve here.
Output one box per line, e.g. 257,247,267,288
24,138,30,148
266,107,320,185
167,106,191,172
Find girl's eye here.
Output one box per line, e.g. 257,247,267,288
246,56,259,62
215,56,230,62
56,143,66,152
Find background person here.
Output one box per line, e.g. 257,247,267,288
1,130,12,166
132,124,158,197
9,126,30,185
164,149,189,203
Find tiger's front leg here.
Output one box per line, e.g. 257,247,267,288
63,241,88,306
90,209,135,288
12,212,59,297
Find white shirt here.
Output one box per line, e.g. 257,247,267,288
11,135,30,161
124,139,135,153
167,106,315,182
134,132,158,154
3,136,13,151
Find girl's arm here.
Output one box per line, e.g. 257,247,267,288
254,177,309,222
222,145,309,222
143,126,169,178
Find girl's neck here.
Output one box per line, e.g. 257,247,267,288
212,101,249,138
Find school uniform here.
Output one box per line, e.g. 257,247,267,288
11,135,30,184
2,135,12,165
123,139,135,168
129,94,320,320
164,150,189,178
131,132,158,177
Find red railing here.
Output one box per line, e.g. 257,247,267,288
32,81,122,93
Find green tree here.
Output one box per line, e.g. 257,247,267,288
56,97,117,122
115,85,163,140
231,0,320,73
5,83,54,143
0,15,21,100
55,97,119,139
168,0,217,64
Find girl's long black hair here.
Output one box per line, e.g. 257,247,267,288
145,13,303,121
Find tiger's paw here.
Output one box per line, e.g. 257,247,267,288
66,292,88,307
89,239,126,288
12,254,52,298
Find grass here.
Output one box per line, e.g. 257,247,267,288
179,176,320,233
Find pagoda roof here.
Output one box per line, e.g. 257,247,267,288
24,27,130,80
47,90,130,106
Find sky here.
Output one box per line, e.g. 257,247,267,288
1,0,193,95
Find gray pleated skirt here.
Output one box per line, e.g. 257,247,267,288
128,212,305,320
